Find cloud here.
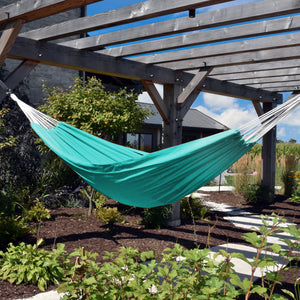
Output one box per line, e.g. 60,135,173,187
202,92,238,112
137,83,163,104
281,106,300,126
277,127,286,138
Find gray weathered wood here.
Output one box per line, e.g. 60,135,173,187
0,0,98,27
0,19,24,67
230,75,300,86
8,37,282,103
177,69,212,105
157,46,300,71
210,60,300,76
252,101,264,117
248,81,300,89
261,102,277,202
265,87,300,92
132,31,300,65
213,68,300,81
60,0,300,50
99,14,300,57
20,0,233,41
141,80,168,123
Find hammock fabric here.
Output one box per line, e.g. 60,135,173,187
11,93,300,208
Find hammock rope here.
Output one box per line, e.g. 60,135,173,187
10,93,300,208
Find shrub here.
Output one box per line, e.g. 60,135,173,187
142,205,172,229
0,239,67,291
180,195,210,220
0,213,29,244
239,183,264,203
23,200,51,223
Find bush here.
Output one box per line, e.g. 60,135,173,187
0,213,29,244
0,239,67,291
142,205,172,229
180,196,209,220
23,200,51,223
239,183,264,203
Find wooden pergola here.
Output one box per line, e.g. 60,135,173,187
0,0,299,225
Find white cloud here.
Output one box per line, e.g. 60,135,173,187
277,127,286,138
202,92,238,112
137,84,163,104
281,106,300,126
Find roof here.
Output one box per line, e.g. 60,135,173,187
139,102,228,131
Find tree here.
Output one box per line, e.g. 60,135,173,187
39,76,152,214
40,76,151,141
288,138,297,144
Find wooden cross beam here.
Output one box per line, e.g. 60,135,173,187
0,0,99,27
0,19,24,67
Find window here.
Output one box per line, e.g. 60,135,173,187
126,133,153,152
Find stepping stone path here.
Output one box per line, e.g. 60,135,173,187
17,187,297,299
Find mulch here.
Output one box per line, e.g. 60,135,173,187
0,191,299,300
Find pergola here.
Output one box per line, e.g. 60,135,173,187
0,0,299,225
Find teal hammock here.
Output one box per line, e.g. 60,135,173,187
11,93,300,208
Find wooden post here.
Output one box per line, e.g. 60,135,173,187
261,102,277,203
162,83,183,226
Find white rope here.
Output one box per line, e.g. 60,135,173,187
239,93,300,144
10,93,59,129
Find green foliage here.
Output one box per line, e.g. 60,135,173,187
0,239,67,291
142,205,172,229
0,213,29,244
23,200,51,223
57,215,299,299
282,277,300,300
239,183,264,203
39,76,152,142
92,192,122,223
180,195,210,220
281,156,299,197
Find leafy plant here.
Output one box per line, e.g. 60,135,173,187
180,195,210,220
0,239,67,291
142,205,172,229
23,200,51,223
283,277,300,300
239,183,264,203
56,213,299,299
0,213,29,244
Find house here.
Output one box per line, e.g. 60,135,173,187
125,102,228,152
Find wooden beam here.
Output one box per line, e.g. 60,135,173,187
0,60,39,101
20,0,233,41
178,69,212,105
177,69,212,119
252,101,264,117
230,75,300,85
248,81,300,89
141,80,168,123
100,14,300,57
210,60,300,76
0,0,98,26
0,19,24,67
132,31,300,65
7,37,282,103
60,0,300,50
266,86,300,92
213,67,300,81
157,46,300,71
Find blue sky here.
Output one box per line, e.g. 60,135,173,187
87,0,300,143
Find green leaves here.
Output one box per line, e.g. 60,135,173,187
0,240,67,291
40,77,152,143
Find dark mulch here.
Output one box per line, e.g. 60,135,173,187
0,191,299,299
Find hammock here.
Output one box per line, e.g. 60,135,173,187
10,93,300,208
